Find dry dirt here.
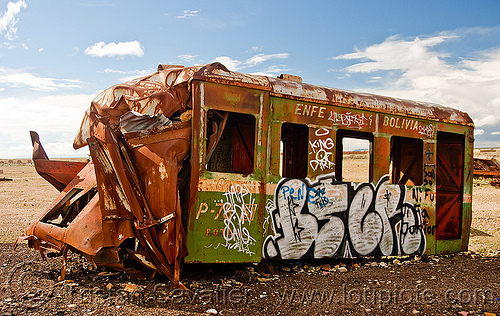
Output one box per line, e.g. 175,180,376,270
1,160,500,316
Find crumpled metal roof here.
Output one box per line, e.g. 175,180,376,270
74,63,473,150
73,64,202,149
192,63,474,126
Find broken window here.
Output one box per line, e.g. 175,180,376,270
336,130,372,183
280,123,308,178
41,187,97,227
390,136,423,186
206,110,255,174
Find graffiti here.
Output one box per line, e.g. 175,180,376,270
294,103,327,119
328,111,373,129
424,148,434,162
421,208,436,235
411,186,435,203
263,175,426,259
418,124,436,138
262,198,274,237
203,184,257,255
382,116,436,138
309,128,335,172
423,164,435,186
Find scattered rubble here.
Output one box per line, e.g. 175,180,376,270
2,244,500,315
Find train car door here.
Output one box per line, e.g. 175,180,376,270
436,132,465,240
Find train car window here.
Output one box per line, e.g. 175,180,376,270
206,110,255,174
390,137,423,185
280,123,308,178
336,130,372,183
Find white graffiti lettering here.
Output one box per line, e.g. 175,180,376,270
211,184,257,255
262,198,274,238
328,111,373,129
382,116,436,138
309,129,335,172
418,124,436,138
263,175,426,259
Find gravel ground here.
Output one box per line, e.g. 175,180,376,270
1,161,500,315
1,244,500,315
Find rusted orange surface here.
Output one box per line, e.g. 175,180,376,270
20,63,474,287
22,64,196,288
30,131,87,191
474,155,500,177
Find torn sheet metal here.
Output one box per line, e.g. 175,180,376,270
20,62,474,288
30,131,88,191
21,64,196,288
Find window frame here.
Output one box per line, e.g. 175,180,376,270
390,136,424,186
335,129,373,183
205,110,256,175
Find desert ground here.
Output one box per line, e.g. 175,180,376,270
0,158,500,315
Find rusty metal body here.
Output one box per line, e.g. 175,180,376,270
21,63,474,286
474,155,500,177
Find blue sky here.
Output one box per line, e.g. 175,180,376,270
1,0,500,158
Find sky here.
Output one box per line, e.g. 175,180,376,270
1,1,500,158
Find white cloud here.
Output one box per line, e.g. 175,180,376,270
100,68,128,75
486,95,500,107
102,68,127,74
491,132,500,135
0,94,94,158
245,53,289,67
176,10,199,19
250,65,291,77
178,54,196,63
332,30,500,146
0,0,26,40
0,94,93,131
0,67,82,91
120,73,150,82
475,115,498,127
101,68,150,75
100,68,153,82
213,52,290,72
475,129,484,136
333,34,457,73
212,56,242,71
1,41,15,49
84,41,144,58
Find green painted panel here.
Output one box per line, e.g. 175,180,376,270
185,189,268,263
436,239,463,254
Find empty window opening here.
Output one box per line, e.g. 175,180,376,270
391,137,423,186
206,110,255,174
280,123,308,178
336,131,372,183
41,188,98,227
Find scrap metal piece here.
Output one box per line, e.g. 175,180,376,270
474,154,500,177
22,65,195,288
30,131,87,191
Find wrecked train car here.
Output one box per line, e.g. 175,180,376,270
20,63,474,287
